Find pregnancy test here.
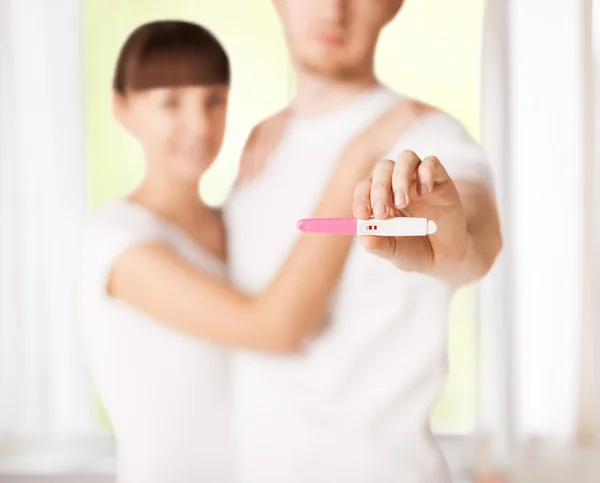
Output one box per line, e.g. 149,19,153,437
297,217,438,237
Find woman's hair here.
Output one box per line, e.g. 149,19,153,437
113,20,230,94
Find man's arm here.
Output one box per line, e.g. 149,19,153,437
353,114,503,289
452,180,503,285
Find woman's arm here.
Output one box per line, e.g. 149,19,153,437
108,146,365,352
108,99,423,352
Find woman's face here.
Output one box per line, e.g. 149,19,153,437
115,85,228,181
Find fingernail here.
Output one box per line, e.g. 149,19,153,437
363,241,378,253
419,183,429,196
373,201,386,215
393,190,405,206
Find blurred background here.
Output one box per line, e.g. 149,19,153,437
0,0,599,482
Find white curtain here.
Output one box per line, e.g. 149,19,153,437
478,0,513,457
480,0,597,448
591,0,600,442
0,0,96,440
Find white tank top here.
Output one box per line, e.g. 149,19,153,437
224,85,493,483
78,199,232,483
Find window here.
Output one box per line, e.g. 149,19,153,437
84,0,483,434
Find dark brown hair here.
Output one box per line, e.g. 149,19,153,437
113,20,230,94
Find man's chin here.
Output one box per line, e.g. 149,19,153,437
298,58,356,80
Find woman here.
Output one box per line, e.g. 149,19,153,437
79,19,400,483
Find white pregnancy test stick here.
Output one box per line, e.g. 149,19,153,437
296,217,438,237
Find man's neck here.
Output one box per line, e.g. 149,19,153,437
291,68,379,118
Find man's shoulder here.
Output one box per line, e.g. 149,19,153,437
250,108,290,140
384,96,439,124
238,108,290,181
361,97,439,153
379,96,473,144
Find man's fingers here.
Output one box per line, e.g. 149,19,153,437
353,177,373,219
416,156,449,196
392,150,422,208
359,235,395,258
370,159,395,219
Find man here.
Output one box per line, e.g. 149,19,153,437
223,1,502,482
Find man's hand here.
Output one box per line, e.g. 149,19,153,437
353,150,479,286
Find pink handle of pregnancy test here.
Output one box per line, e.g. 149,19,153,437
296,218,357,235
